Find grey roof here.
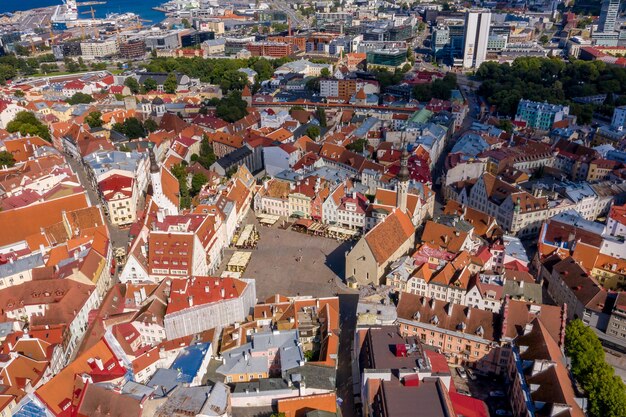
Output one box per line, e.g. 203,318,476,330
94,381,156,401
147,368,184,398
217,330,303,377
85,150,147,176
284,363,337,391
199,381,230,417
503,235,529,264
232,378,290,396
503,279,542,304
0,253,44,279
0,322,16,339
213,146,252,170
155,386,212,416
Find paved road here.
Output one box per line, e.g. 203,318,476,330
268,0,304,28
336,293,358,417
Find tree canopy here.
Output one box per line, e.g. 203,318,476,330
112,117,146,139
85,111,103,128
163,73,178,94
305,125,321,139
143,56,292,91
565,319,626,417
476,57,626,124
215,91,249,123
413,73,457,101
191,135,217,169
124,77,141,94
6,111,51,142
66,92,93,105
0,151,16,168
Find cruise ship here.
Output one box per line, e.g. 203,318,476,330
51,0,79,28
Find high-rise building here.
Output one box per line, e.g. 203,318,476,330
463,10,491,69
599,0,621,33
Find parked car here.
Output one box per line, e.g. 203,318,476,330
457,389,470,396
490,390,506,397
465,368,476,381
456,367,468,379
496,410,512,416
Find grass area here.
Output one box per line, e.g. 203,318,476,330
30,71,74,78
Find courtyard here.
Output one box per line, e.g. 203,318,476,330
220,216,355,300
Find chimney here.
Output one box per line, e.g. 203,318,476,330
188,296,193,307
220,288,225,298
140,287,147,302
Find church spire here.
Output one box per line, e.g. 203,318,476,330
397,135,410,213
398,137,410,183
149,144,159,174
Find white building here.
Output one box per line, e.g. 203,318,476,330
463,10,491,69
612,106,626,130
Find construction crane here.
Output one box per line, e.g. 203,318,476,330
80,7,99,39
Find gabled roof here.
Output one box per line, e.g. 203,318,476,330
364,209,415,264
35,339,126,417
0,193,89,248
420,221,468,253
397,292,498,342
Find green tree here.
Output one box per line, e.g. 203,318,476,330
14,90,25,98
66,92,93,105
565,320,626,417
64,57,80,73
163,73,178,94
539,34,549,44
320,67,331,78
85,111,103,128
306,77,320,93
181,18,192,28
346,138,368,153
215,91,249,123
413,83,432,101
171,163,191,209
305,125,321,139
193,135,217,169
0,64,17,85
0,151,16,168
6,111,51,142
124,77,141,94
143,77,158,93
191,172,208,195
113,117,146,139
315,107,327,128
497,119,513,133
143,118,159,133
15,45,31,57
252,58,274,81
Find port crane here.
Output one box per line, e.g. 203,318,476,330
80,7,99,39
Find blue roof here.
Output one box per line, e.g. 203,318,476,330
451,133,489,157
12,396,48,417
170,342,211,383
353,117,380,138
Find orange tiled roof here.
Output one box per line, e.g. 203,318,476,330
365,209,415,264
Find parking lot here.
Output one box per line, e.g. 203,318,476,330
219,216,356,300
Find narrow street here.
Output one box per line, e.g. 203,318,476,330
336,293,359,417
66,155,131,266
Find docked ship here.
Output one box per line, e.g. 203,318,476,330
51,0,79,29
